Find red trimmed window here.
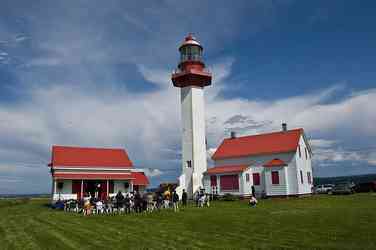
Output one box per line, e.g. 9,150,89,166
253,173,260,185
300,170,304,184
271,171,279,185
210,175,217,187
246,173,250,182
220,175,239,191
307,172,312,184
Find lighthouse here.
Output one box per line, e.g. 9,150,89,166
171,34,212,198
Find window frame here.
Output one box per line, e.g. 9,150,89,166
307,172,312,184
252,173,260,186
271,171,279,185
300,170,304,184
298,145,301,158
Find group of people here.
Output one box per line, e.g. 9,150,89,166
194,189,210,207
59,188,197,215
55,188,257,215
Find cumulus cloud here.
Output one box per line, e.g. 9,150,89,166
1,61,376,193
0,0,375,193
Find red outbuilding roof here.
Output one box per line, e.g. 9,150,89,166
212,129,304,160
131,172,149,186
205,165,249,175
53,172,132,180
263,158,288,167
50,146,133,168
52,171,149,186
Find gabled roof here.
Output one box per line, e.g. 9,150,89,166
52,171,149,186
50,146,133,168
131,172,149,186
205,165,249,175
212,129,304,160
263,158,287,167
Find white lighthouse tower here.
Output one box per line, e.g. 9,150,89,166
171,34,212,198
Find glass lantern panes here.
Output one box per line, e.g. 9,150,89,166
180,45,202,62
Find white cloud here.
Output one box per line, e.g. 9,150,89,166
1,58,376,193
141,168,163,177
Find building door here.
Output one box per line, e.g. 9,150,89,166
220,175,239,192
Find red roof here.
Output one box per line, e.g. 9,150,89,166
52,171,149,186
205,165,249,175
53,172,132,180
50,146,133,168
212,129,303,160
131,172,149,186
263,158,288,167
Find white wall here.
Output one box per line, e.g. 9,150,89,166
250,166,265,196
214,152,295,167
113,180,131,194
52,180,76,201
295,135,313,194
180,86,207,197
264,167,288,196
214,152,294,196
241,168,253,196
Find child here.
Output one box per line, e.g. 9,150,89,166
249,196,258,207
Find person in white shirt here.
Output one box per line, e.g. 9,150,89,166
249,196,258,207
96,200,104,214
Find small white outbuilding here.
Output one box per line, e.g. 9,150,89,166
203,125,313,197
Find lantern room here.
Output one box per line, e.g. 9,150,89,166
172,34,212,88
179,34,203,64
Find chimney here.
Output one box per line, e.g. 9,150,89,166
282,123,287,132
230,131,237,139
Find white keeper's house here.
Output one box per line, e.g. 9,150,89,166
203,124,313,197
48,146,149,201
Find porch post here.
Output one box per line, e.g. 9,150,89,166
54,179,57,194
80,180,84,199
51,177,55,203
106,180,109,197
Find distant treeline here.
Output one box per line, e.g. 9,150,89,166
0,193,49,199
314,174,376,185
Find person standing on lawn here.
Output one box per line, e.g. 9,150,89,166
251,185,256,198
182,189,187,207
172,190,179,212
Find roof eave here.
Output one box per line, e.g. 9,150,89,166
212,149,297,161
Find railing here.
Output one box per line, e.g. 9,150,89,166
172,67,211,75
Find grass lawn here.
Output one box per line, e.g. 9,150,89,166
0,193,376,250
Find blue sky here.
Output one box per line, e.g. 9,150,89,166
0,0,375,194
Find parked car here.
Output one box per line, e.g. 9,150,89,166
315,184,334,194
332,182,355,195
354,181,376,193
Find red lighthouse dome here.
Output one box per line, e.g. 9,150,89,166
171,34,212,88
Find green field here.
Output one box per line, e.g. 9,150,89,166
0,194,375,250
